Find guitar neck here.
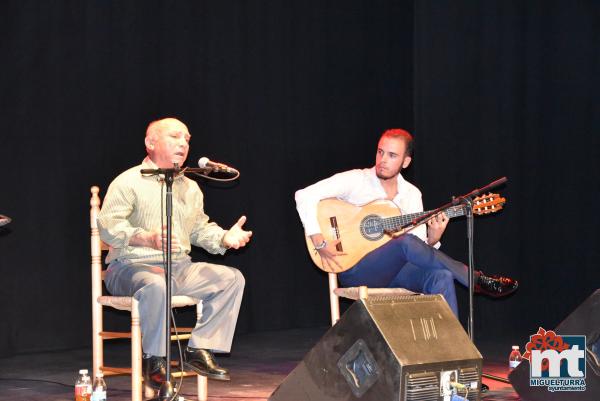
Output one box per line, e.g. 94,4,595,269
383,205,466,232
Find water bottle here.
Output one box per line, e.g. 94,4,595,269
75,369,92,401
91,371,107,401
509,345,522,371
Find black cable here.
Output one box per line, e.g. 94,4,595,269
0,377,134,394
0,377,75,388
0,378,262,399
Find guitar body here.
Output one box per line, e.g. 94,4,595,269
305,198,402,273
304,193,505,273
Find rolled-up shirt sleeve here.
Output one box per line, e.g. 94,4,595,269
295,170,361,236
189,187,228,255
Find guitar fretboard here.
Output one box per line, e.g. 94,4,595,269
381,205,466,232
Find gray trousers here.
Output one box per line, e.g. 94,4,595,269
104,256,245,356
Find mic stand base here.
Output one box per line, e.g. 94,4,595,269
147,381,176,401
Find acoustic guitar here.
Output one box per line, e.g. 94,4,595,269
305,193,505,272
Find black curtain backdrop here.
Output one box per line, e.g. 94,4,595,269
0,1,414,356
0,1,597,358
413,1,600,343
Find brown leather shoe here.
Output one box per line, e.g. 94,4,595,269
184,347,230,381
143,355,168,389
475,272,518,298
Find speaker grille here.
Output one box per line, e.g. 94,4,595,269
405,371,439,401
458,367,481,400
369,294,438,304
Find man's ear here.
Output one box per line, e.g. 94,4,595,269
145,136,154,150
402,156,412,169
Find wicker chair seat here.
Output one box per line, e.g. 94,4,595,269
97,295,200,312
333,287,416,301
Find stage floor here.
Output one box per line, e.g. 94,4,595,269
0,327,520,400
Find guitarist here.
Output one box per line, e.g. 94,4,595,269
294,128,517,317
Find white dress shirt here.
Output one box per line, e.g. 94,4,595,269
295,167,433,245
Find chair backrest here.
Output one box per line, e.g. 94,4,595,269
90,186,106,377
91,186,119,372
90,186,108,300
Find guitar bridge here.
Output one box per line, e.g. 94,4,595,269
330,216,343,252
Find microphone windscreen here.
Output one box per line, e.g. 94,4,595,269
198,157,210,168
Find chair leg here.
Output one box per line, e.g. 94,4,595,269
194,302,208,400
328,273,341,326
132,299,143,401
92,302,103,379
197,375,208,401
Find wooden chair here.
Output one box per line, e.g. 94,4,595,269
90,186,208,401
326,272,417,325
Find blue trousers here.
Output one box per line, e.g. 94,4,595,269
339,234,469,317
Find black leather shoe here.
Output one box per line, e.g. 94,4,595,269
184,347,230,381
143,355,168,389
475,271,518,298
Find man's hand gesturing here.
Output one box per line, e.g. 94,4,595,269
222,216,253,249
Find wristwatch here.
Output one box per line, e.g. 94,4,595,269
314,240,327,251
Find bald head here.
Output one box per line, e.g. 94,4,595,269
144,118,191,168
146,118,189,140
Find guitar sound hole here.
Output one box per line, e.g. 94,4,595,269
360,215,384,241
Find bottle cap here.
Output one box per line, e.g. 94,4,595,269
79,369,88,374
512,345,519,350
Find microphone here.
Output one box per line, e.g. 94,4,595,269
0,214,11,227
198,157,237,174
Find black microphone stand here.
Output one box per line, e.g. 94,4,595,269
452,177,512,388
141,165,179,401
463,197,475,338
161,167,176,401
140,163,238,400
400,177,508,391
451,177,507,341
403,177,507,339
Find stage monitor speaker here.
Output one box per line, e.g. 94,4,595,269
509,289,600,401
269,294,483,401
